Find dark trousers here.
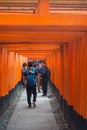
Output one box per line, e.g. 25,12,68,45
42,78,48,95
26,85,37,106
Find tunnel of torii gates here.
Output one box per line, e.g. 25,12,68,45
0,0,87,129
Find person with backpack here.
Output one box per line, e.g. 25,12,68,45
24,61,37,108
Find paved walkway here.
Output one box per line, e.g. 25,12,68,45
6,89,59,130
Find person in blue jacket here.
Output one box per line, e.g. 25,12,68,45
24,61,37,108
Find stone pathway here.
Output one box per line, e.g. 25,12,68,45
0,86,70,130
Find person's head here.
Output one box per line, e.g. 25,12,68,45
40,60,46,66
38,62,42,67
22,63,27,68
33,63,36,68
28,61,33,68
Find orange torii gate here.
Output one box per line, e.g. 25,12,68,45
0,0,87,129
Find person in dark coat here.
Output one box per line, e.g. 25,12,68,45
40,60,50,96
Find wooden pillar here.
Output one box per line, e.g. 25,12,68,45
67,41,76,106
49,54,54,82
52,53,56,86
54,52,59,88
47,55,52,81
0,46,9,96
80,35,87,119
57,46,63,96
35,0,49,15
62,44,69,101
0,46,3,96
73,40,81,115
8,52,16,90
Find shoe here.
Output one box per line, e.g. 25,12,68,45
42,94,46,96
38,90,41,93
33,102,36,107
42,94,45,96
28,103,31,108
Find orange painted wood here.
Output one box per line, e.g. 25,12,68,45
3,48,8,95
57,47,63,96
0,46,3,96
0,46,27,97
73,41,81,115
68,42,76,106
79,36,87,118
8,52,16,90
50,55,54,82
46,56,52,81
0,32,80,43
62,44,69,100
0,13,87,25
0,47,9,96
35,4,39,14
38,0,49,15
54,52,59,88
2,47,8,96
